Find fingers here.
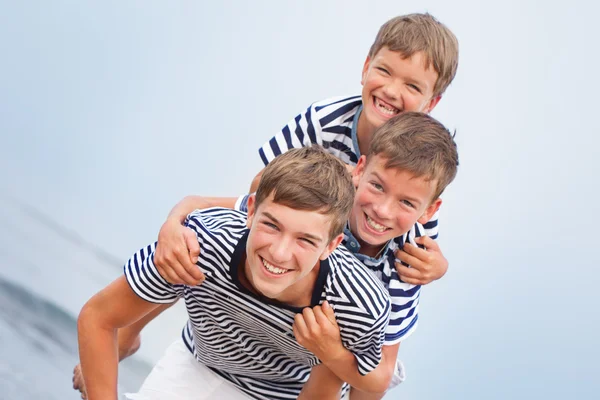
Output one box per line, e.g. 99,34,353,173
317,301,338,326
302,307,318,333
293,313,309,343
155,227,205,286
184,229,201,264
394,264,425,285
415,235,440,251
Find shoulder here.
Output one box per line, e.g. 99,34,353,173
186,208,248,241
326,246,390,319
310,95,362,126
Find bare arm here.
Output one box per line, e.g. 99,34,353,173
298,364,344,400
249,167,264,193
77,277,171,400
73,302,175,398
155,196,238,285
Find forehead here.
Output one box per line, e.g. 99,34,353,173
373,47,438,82
363,154,436,199
254,196,333,238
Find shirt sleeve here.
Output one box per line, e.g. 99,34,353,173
330,261,392,376
123,242,183,303
384,282,420,345
258,103,322,165
234,194,251,213
422,209,440,240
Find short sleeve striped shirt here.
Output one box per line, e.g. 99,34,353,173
258,95,440,239
124,208,390,400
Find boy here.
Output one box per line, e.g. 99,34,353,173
157,12,459,288
77,147,392,400
74,112,458,399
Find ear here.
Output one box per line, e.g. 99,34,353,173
417,198,442,225
246,194,256,229
352,155,367,188
319,233,344,260
361,56,371,86
423,95,442,114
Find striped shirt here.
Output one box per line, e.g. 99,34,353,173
235,195,424,346
342,224,424,345
258,95,440,239
124,208,390,400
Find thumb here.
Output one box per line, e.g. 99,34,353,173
184,228,201,263
322,301,337,326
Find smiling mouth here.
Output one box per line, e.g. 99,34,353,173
261,257,291,275
373,96,400,116
365,213,391,233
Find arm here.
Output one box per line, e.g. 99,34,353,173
298,364,344,400
73,302,175,397
294,303,396,394
77,277,171,400
248,167,264,193
155,196,238,285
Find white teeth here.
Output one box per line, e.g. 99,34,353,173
262,259,288,275
366,215,388,233
375,97,399,116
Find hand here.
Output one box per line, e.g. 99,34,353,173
154,218,205,285
293,301,346,363
395,235,448,285
72,364,87,399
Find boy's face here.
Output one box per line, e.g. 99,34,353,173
349,154,442,252
360,48,441,133
244,194,342,303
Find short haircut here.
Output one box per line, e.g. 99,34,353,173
368,13,459,97
255,147,355,240
368,112,459,201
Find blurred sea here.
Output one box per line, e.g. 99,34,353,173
0,193,186,399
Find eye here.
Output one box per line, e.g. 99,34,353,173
408,83,422,94
263,221,278,230
370,181,384,192
401,199,415,208
376,66,390,75
300,238,316,247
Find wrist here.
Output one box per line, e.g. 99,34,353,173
321,344,352,365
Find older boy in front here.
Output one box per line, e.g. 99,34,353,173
77,147,391,400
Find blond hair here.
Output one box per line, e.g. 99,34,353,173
255,147,354,240
368,13,459,97
368,112,459,200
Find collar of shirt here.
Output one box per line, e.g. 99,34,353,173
350,104,363,160
342,222,392,263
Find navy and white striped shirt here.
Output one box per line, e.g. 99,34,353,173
124,208,390,400
258,95,439,239
235,195,424,346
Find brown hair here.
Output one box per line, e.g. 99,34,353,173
255,147,355,240
368,13,459,97
368,112,459,200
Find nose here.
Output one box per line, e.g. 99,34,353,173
381,80,404,106
269,236,292,264
372,196,394,220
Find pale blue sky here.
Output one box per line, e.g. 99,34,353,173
1,1,599,399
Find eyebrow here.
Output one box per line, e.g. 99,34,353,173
378,59,429,90
262,212,324,243
371,171,423,207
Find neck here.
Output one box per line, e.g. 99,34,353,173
357,237,386,258
356,111,374,157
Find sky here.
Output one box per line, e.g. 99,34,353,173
1,1,599,399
